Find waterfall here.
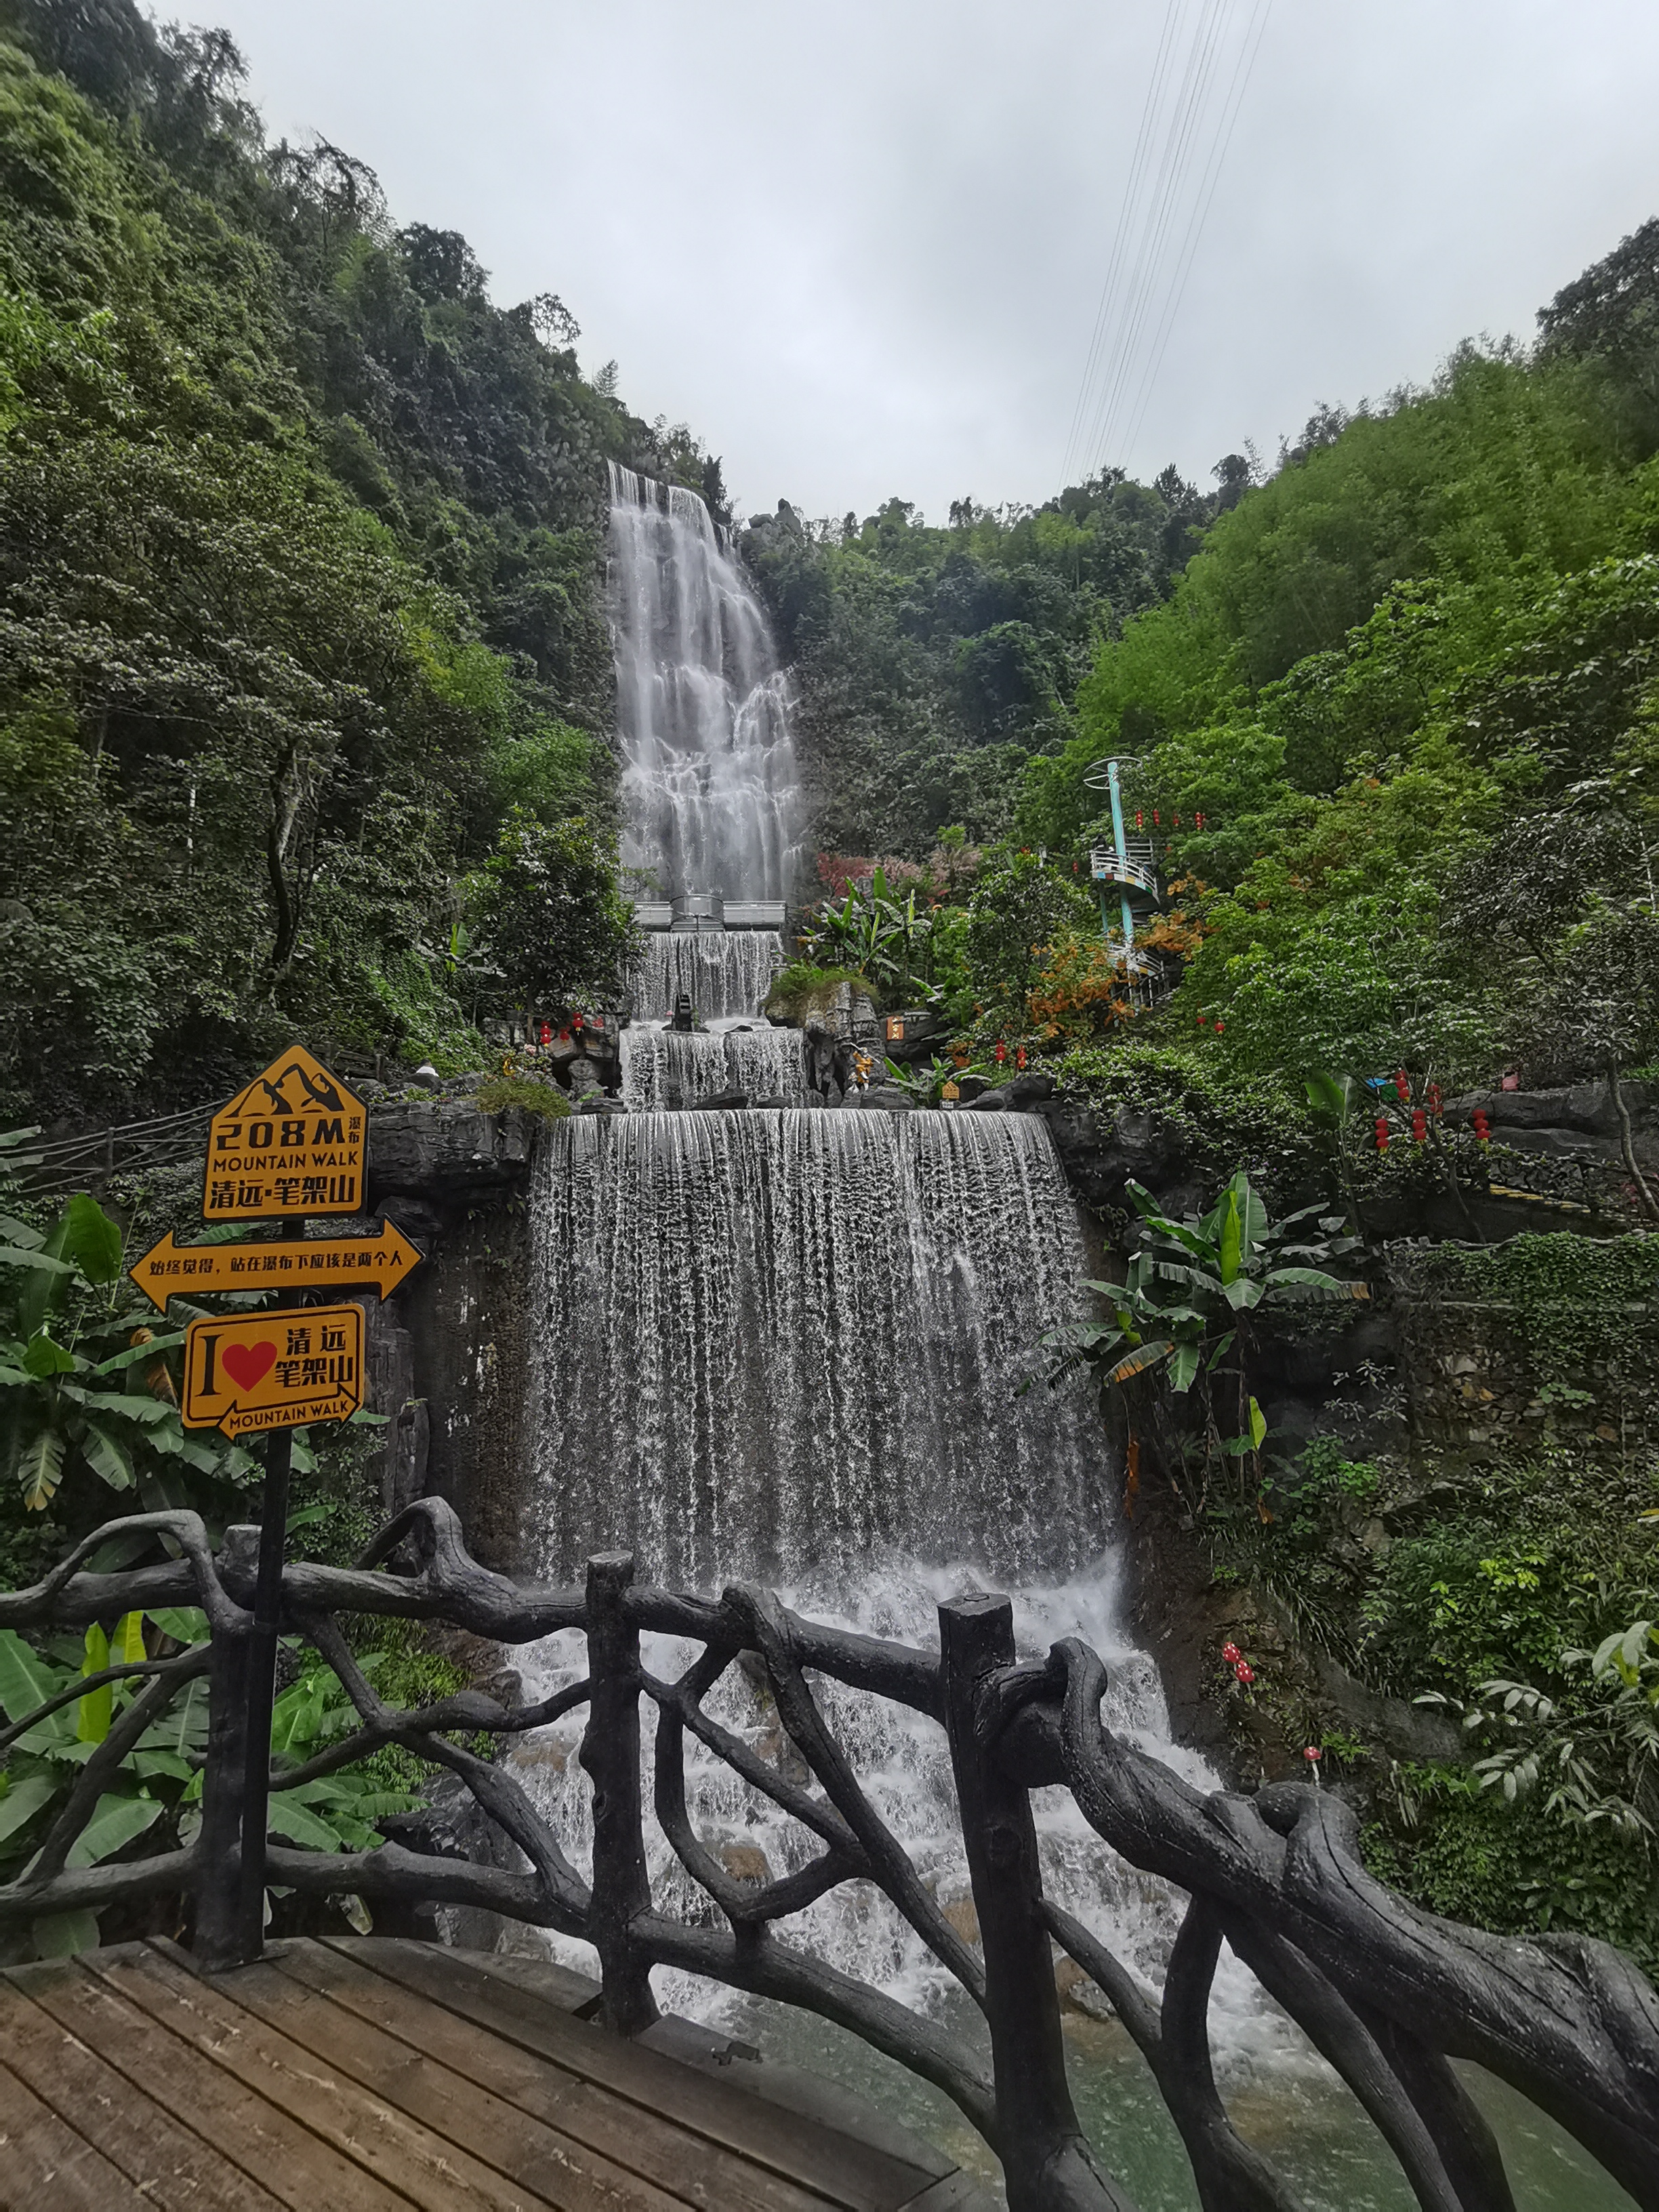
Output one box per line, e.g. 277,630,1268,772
512,1105,1324,2169
630,928,783,1021
619,1024,808,1111
607,464,803,903
523,1109,1107,1587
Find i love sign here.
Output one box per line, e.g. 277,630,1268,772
181,1304,365,1438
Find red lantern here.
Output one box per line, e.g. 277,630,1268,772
1196,1016,1209,1029
1473,1109,1491,1145
1153,810,1161,827
1411,1109,1427,1143
1213,1019,1225,1035
1135,811,1144,831
538,1021,552,1047
1173,813,1182,827
1016,1046,1027,1071
1394,1068,1410,1102
1195,811,1205,829
1427,1082,1442,1115
995,1040,1008,1065
1374,1117,1389,1153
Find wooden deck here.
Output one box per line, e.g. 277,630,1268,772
0,1936,987,2211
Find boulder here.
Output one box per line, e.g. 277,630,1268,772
859,1084,916,1111
369,1102,535,1210
694,1088,750,1111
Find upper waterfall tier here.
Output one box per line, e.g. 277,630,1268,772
632,930,782,1021
524,1110,1106,1586
619,1024,807,1111
607,464,803,903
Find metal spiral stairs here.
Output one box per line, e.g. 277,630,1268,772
1083,756,1161,975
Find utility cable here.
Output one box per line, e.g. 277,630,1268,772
1084,0,1235,474
1114,0,1273,472
1061,0,1186,487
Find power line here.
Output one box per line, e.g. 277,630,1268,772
1060,0,1185,488
1082,0,1234,474
1115,0,1273,471
1061,0,1272,491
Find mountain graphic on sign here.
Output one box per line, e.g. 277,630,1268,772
222,1050,352,1118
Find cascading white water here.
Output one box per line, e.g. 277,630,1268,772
607,464,804,903
523,1109,1108,1586
619,1023,808,1111
630,929,783,1021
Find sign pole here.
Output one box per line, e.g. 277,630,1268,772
237,1422,293,1959
237,1221,306,1964
166,1045,415,1969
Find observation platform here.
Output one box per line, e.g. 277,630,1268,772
0,1936,981,2211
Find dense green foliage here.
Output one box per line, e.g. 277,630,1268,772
0,0,716,1121
741,464,1254,856
1008,305,1659,1095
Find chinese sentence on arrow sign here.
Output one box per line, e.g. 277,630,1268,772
128,1216,424,1311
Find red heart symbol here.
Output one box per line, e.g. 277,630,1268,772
222,1340,278,1391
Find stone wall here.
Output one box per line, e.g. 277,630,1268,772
363,1101,537,1567
1386,1240,1659,1475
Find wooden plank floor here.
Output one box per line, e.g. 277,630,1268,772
0,1936,987,2212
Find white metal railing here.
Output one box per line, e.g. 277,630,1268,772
1090,846,1158,895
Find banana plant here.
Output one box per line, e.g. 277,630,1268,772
0,1187,255,1515
801,867,935,999
0,1614,425,1957
880,1053,996,1105
1046,1168,1370,1499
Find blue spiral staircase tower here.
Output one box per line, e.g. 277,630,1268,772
1084,756,1160,974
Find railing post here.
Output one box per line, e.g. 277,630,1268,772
192,1534,258,1972
579,1551,659,2035
940,1595,1124,2212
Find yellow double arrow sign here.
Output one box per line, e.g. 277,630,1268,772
129,1218,424,1313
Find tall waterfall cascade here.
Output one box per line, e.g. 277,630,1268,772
607,463,804,905
630,928,783,1021
618,1024,806,1111
500,458,1311,2153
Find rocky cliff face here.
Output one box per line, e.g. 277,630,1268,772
364,1103,538,1565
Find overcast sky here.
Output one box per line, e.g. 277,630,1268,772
201,0,1659,524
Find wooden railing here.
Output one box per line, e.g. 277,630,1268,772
3,1500,1656,2211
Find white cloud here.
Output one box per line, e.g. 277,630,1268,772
204,0,1659,519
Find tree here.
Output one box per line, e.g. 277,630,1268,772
963,852,1093,1013
472,815,640,1019
1513,897,1659,1216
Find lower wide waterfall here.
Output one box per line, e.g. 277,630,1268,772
523,1108,1107,1586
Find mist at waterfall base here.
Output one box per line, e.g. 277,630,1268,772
510,1109,1626,2209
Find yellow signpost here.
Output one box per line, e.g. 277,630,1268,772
180,1304,365,1439
203,1047,367,1222
131,1218,422,1312
181,1044,416,1965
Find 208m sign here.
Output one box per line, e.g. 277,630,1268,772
202,1046,367,1221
